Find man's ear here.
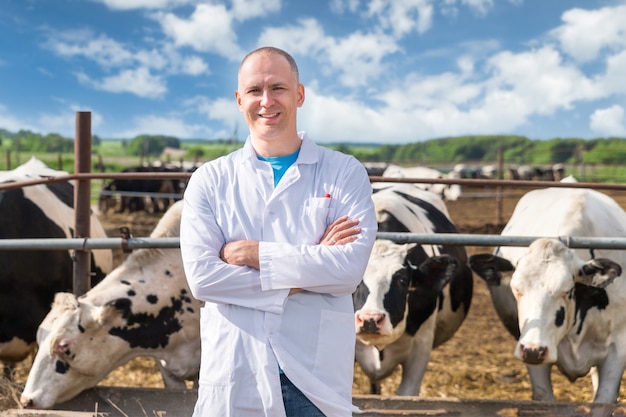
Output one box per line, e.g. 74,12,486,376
235,91,243,111
297,84,305,107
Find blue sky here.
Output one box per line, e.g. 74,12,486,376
1,0,625,144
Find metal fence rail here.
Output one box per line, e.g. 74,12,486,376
3,233,626,251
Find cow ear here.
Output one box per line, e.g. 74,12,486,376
579,258,622,288
404,243,420,266
417,255,458,292
51,292,79,310
469,254,514,287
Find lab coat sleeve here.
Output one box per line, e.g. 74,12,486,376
258,159,377,296
180,171,289,314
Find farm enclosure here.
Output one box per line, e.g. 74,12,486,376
4,183,626,413
96,184,626,403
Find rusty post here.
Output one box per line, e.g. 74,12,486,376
73,112,92,296
496,147,503,225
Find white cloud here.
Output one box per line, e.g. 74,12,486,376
183,95,241,134
38,106,104,137
258,18,399,87
485,46,602,115
96,0,198,11
0,103,103,138
460,0,494,15
157,4,244,58
257,18,328,57
231,0,281,21
114,114,210,138
380,71,481,111
367,0,434,37
179,56,209,75
590,105,626,136
44,29,211,100
46,30,135,68
0,104,35,132
77,68,167,98
330,0,360,14
327,31,399,87
600,49,626,95
298,82,529,143
550,4,626,63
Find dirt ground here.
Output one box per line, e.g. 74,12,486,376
3,184,626,409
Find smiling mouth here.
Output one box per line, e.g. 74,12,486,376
259,113,279,119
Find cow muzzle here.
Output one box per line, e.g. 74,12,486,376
20,397,35,409
355,311,386,335
519,343,548,365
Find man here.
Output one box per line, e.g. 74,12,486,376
180,46,377,417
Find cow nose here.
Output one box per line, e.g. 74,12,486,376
20,397,34,409
520,343,548,365
355,311,386,334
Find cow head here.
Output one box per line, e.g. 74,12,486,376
20,292,133,408
353,239,459,350
477,238,622,366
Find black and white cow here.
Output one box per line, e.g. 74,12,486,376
0,158,112,376
382,165,462,201
469,187,626,403
98,164,185,214
353,183,473,395
20,200,201,409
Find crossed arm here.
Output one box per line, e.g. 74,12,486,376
219,215,361,294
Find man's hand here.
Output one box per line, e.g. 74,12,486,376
320,215,361,246
220,240,259,269
220,216,361,295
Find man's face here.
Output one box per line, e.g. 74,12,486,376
235,53,304,144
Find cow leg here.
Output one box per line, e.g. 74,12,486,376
355,342,399,395
369,381,381,395
593,357,626,403
395,320,437,396
156,360,187,389
527,364,555,401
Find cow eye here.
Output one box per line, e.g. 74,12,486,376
395,276,409,288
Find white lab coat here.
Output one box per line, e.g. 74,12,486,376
180,132,377,417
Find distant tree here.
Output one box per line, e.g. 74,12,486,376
333,144,351,154
585,138,626,164
41,133,73,153
127,135,181,157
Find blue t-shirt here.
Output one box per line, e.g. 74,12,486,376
257,149,300,187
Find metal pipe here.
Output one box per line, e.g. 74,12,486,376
376,232,626,249
0,237,180,250
3,234,626,251
3,174,626,192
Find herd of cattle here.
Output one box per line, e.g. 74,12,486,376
2,158,626,409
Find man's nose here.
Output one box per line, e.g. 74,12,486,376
260,89,274,106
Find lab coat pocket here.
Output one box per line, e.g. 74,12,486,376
314,310,355,391
300,198,331,243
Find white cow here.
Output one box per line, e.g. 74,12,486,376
20,200,201,409
382,164,461,201
469,187,626,403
